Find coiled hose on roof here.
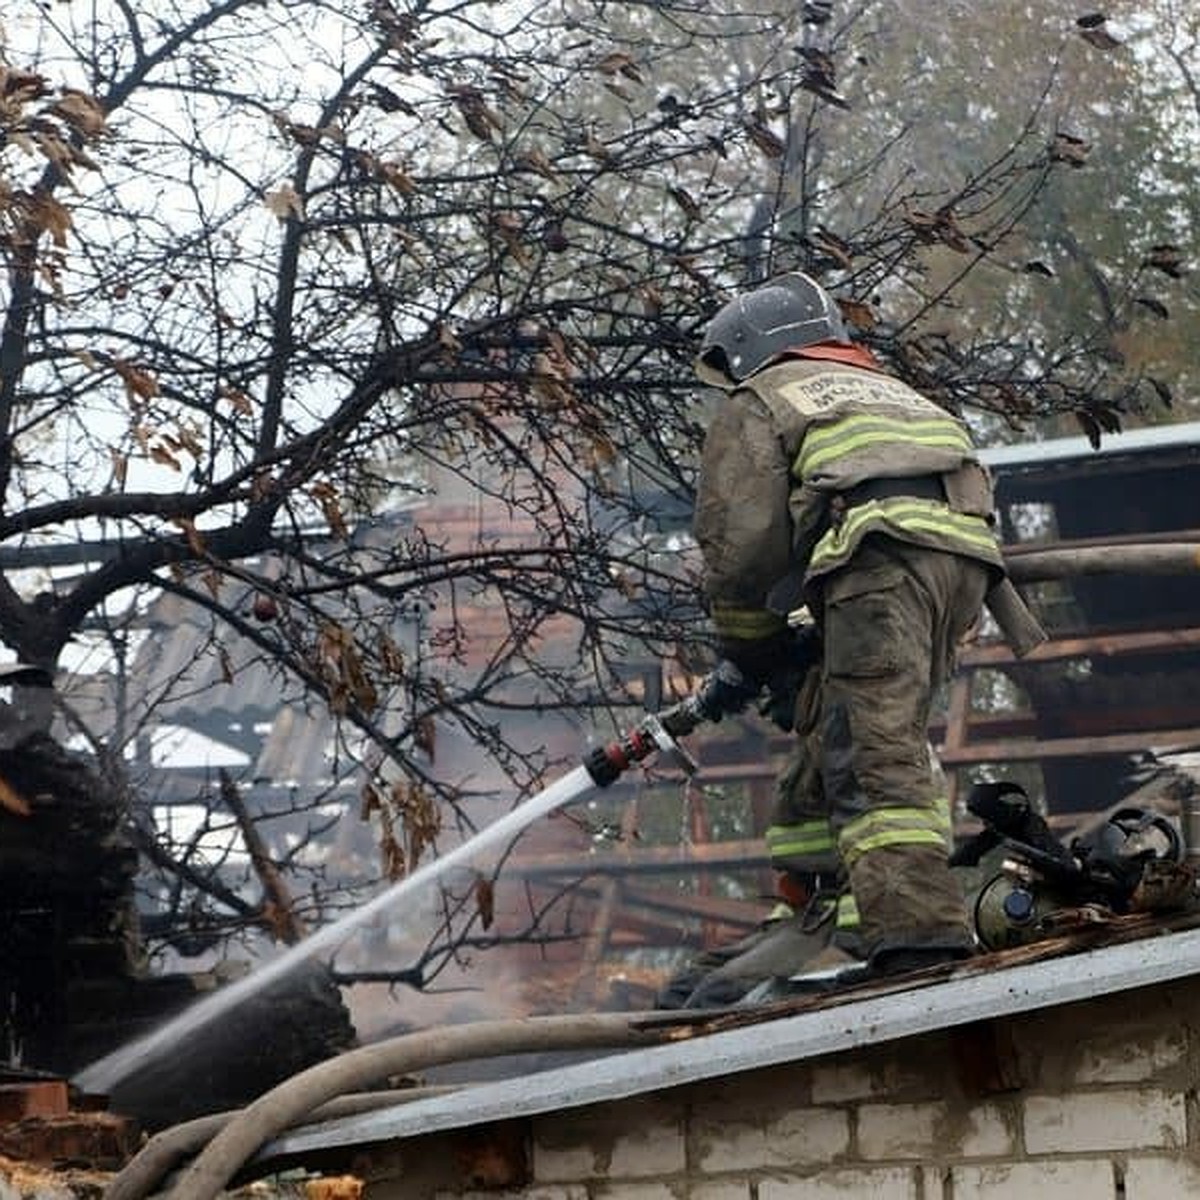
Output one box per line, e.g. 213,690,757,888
104,1010,715,1200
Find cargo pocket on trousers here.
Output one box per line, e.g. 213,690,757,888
823,563,907,677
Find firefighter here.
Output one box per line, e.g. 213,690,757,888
659,271,1010,1006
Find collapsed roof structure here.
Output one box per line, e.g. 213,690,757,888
4,421,1200,1197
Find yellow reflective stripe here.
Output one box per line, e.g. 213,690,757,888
836,893,860,928
798,414,971,477
839,804,951,865
766,820,837,857
710,604,788,641
839,497,995,549
842,804,953,838
766,901,795,922
841,828,948,864
933,792,951,826
810,498,998,570
841,806,951,846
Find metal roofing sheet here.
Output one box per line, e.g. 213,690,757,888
263,924,1200,1159
980,419,1200,469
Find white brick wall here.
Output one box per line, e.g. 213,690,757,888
809,1056,922,1104
692,1106,849,1173
758,1166,918,1200
363,975,1200,1200
1023,1089,1186,1154
586,1185,678,1200
606,1123,687,1178
856,1100,1013,1160
950,1159,1115,1199
434,1190,585,1200
533,1106,685,1183
688,1183,751,1200
1074,1030,1186,1084
1124,1155,1200,1199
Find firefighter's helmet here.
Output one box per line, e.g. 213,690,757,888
1072,807,1184,892
695,272,848,387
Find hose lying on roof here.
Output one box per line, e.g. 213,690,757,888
106,1010,717,1200
103,1085,459,1200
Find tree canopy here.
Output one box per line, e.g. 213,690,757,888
0,0,1193,959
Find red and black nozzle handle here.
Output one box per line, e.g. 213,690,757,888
583,726,659,789
583,702,705,789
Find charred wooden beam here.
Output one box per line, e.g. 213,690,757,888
961,624,1200,668
939,725,1200,766
1006,541,1200,579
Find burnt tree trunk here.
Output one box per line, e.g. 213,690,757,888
0,731,356,1130
0,731,141,1068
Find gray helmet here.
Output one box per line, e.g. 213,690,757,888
695,272,848,387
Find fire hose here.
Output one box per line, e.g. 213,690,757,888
111,678,747,1200
580,651,807,789
580,684,711,789
108,1012,721,1200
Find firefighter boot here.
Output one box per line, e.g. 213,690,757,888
653,907,798,1010
847,843,977,977
656,876,857,1010
679,902,838,1008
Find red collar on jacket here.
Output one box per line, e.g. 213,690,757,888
777,341,882,372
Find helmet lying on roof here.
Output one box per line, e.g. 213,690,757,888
695,271,848,387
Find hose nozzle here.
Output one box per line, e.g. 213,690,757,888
583,707,700,788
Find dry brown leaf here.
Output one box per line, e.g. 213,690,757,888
811,228,854,269
378,632,406,677
638,283,663,315
414,714,437,760
50,89,107,138
1049,132,1091,167
113,359,159,402
1,67,51,104
264,183,305,221
310,479,349,540
174,424,203,458
668,187,701,221
838,297,877,331
583,132,610,162
26,193,72,246
514,146,557,180
448,85,503,141
381,830,405,880
744,121,785,159
305,1177,364,1200
221,386,254,416
474,876,495,930
0,774,31,817
596,50,637,76
379,159,416,195
359,780,383,821
149,444,182,471
172,516,206,555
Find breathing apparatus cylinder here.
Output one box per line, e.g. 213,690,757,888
972,868,1069,951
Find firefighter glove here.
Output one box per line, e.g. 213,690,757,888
760,625,822,732
693,658,759,722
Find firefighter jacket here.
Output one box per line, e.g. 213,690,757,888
693,354,1006,659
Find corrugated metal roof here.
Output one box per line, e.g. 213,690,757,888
262,923,1200,1159
131,587,313,724
980,419,1200,469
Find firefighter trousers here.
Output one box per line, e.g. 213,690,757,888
769,538,991,954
